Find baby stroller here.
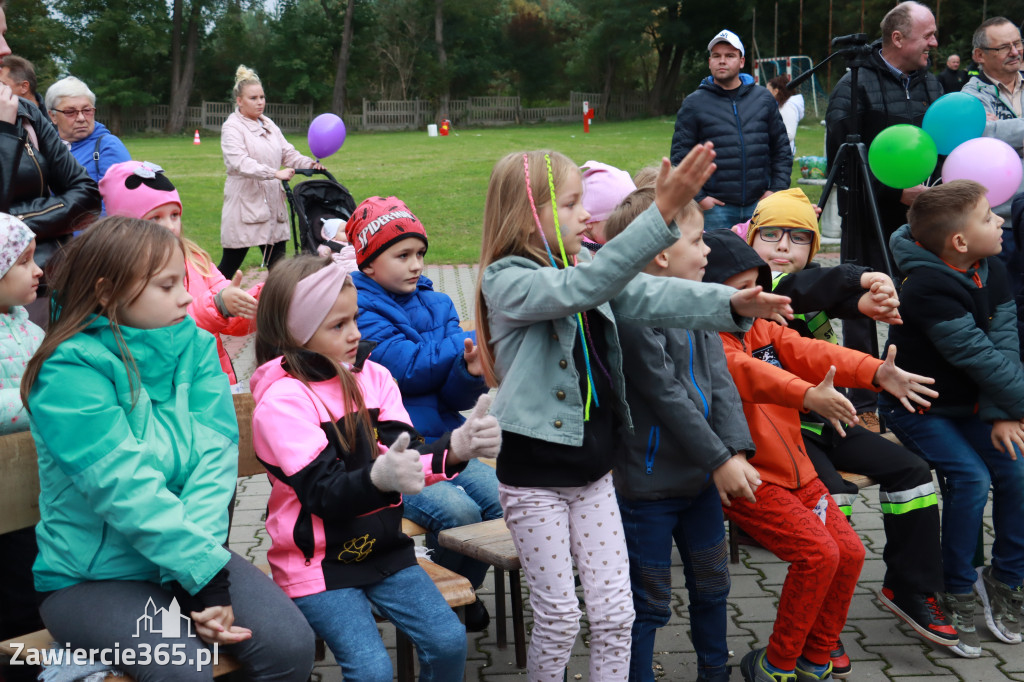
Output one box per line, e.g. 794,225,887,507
282,168,358,255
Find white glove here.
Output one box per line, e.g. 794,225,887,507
449,394,502,463
369,433,425,495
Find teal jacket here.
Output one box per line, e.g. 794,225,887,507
28,316,238,596
481,202,750,447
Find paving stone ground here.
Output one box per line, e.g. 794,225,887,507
224,260,1023,681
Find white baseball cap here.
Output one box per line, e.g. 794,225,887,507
708,29,745,56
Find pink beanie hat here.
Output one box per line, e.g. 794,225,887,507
99,161,182,220
581,161,636,223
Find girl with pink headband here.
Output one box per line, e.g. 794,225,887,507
473,146,793,680
249,255,502,681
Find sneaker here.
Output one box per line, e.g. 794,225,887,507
464,598,490,632
940,592,982,658
794,656,832,681
740,648,797,682
878,587,959,645
975,566,1024,644
856,412,881,433
828,640,851,679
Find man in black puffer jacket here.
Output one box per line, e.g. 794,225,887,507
825,0,942,428
670,29,792,232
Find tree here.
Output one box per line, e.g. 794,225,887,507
166,0,207,133
53,0,172,133
321,0,356,116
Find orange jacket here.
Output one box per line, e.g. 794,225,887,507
720,319,882,489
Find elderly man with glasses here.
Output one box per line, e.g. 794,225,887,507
963,16,1024,220
44,76,130,191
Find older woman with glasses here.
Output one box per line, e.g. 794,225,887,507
45,77,131,188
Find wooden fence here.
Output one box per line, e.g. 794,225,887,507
94,91,646,135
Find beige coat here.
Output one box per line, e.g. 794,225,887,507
220,110,316,248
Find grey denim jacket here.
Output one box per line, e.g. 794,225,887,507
481,202,752,447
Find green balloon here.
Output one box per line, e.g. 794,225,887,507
868,124,938,189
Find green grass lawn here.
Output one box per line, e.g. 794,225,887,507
124,117,827,268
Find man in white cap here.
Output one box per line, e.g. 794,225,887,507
670,28,792,232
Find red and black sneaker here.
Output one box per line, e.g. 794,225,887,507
878,587,960,645
830,640,852,679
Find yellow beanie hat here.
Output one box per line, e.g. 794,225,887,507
747,188,821,263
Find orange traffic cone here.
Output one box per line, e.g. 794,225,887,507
193,130,201,145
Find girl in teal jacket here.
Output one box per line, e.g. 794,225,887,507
21,217,313,681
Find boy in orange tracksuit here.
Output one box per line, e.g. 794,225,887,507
702,231,938,682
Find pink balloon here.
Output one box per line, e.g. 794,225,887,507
942,137,1023,206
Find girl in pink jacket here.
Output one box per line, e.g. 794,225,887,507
250,255,501,682
99,160,261,385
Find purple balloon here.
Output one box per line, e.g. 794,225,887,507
943,137,1023,207
308,113,347,159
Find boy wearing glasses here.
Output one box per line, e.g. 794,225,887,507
743,189,960,666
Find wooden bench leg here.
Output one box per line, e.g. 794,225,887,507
495,566,507,649
729,519,740,565
509,569,527,670
396,629,415,682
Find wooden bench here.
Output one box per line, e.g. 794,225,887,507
0,392,475,681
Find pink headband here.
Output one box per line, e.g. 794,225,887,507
287,262,351,344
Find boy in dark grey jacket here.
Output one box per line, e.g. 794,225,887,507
607,188,760,682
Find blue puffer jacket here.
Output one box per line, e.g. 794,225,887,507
351,270,488,440
670,73,792,205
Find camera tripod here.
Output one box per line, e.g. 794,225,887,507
789,34,895,279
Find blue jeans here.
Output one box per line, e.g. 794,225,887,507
402,459,503,587
618,485,731,682
701,201,759,232
293,564,467,682
881,406,1024,593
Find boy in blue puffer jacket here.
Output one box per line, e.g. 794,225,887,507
347,196,500,630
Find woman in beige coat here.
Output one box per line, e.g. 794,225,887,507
218,65,323,278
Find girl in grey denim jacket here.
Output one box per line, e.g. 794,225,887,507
473,147,790,681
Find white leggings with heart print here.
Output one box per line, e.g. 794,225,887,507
499,473,635,681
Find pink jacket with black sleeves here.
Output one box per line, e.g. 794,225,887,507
250,349,464,598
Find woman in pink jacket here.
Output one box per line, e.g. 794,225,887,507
218,65,323,278
100,160,261,385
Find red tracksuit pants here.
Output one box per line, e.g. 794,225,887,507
724,477,865,670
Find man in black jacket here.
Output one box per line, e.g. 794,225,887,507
670,29,792,231
824,0,942,429
937,54,967,93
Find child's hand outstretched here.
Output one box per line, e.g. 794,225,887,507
464,338,483,377
190,605,252,646
858,272,902,325
729,287,794,325
370,433,425,495
992,420,1024,460
872,345,937,413
450,394,502,463
654,144,717,225
712,453,761,506
803,366,857,436
221,271,259,319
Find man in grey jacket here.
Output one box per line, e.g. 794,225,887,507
962,16,1024,220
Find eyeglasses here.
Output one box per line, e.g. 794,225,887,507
978,39,1023,57
757,227,815,245
51,107,96,119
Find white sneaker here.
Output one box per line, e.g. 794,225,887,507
975,566,1023,644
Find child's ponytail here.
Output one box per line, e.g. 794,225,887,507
475,150,578,386
256,255,372,452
